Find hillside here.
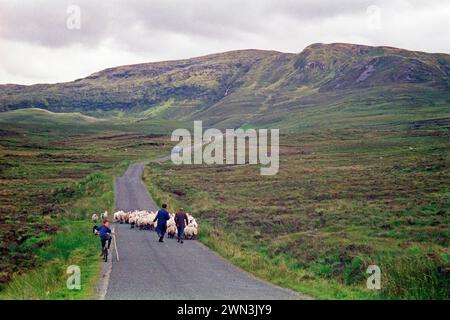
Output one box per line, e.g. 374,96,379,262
0,43,449,128
0,50,277,118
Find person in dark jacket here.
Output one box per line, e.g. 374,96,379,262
154,204,171,242
174,208,189,244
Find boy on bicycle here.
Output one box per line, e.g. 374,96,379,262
96,219,113,255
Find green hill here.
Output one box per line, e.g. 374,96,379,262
0,43,449,129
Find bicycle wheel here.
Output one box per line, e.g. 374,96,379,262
103,247,108,262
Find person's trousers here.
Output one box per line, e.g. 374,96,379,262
177,226,185,238
100,238,111,249
157,225,167,238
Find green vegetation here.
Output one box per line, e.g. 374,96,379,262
1,44,448,130
0,110,174,298
144,125,449,299
0,50,276,117
1,220,100,300
0,42,449,300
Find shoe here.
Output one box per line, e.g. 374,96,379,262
181,240,184,244
177,238,180,243
159,237,164,242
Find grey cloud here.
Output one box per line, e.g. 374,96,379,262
0,0,268,48
0,0,442,50
0,0,112,47
267,0,376,20
0,0,393,48
0,0,448,84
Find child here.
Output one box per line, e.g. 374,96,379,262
96,220,113,254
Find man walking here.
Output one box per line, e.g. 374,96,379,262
174,208,189,244
154,203,170,242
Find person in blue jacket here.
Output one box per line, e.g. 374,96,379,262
154,204,171,242
95,220,113,254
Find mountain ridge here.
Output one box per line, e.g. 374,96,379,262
0,43,449,128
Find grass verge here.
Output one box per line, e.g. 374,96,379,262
0,165,127,299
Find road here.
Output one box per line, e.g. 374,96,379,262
104,160,307,300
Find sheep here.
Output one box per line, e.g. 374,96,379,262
129,215,136,229
167,225,177,238
131,210,154,230
185,218,198,238
117,211,129,224
167,217,176,227
128,210,146,229
91,213,99,223
136,215,146,229
188,219,198,228
148,212,157,230
113,210,126,223
184,225,198,239
100,211,108,221
121,211,130,224
96,208,200,240
186,213,198,228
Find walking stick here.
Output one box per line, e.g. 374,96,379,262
112,227,120,262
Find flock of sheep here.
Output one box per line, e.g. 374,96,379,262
91,210,199,239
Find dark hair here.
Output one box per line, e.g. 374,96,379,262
162,204,167,208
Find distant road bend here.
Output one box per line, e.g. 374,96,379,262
104,158,307,300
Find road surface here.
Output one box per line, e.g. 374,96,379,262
104,161,307,300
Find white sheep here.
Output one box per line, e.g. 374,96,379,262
185,213,198,228
113,210,126,223
184,225,198,239
91,213,99,223
167,217,176,227
128,210,141,229
122,212,130,223
167,225,177,238
129,215,136,229
133,210,154,230
102,208,199,240
188,219,198,228
100,211,108,221
148,212,157,230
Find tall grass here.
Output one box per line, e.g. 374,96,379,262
0,162,130,299
379,252,449,299
0,220,100,299
145,173,375,299
199,223,377,300
142,127,450,300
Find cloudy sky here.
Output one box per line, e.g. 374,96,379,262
0,0,449,85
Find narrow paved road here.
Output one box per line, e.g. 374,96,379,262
105,161,307,300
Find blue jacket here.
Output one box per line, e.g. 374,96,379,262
154,209,170,226
96,225,112,240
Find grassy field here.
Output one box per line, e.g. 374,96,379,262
144,126,449,299
0,109,175,298
0,105,448,300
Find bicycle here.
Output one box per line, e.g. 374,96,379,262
102,242,109,262
98,232,112,263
